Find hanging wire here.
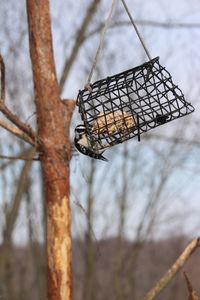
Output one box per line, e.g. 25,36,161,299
120,0,152,60
85,0,116,90
85,0,152,90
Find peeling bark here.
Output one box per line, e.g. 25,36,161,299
26,1,74,299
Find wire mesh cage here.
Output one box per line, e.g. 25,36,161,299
76,57,195,151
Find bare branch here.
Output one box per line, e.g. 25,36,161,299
0,55,5,101
0,118,36,146
59,0,101,91
115,20,200,29
142,238,200,300
0,154,39,161
0,56,37,146
144,134,200,147
86,19,200,40
3,148,36,243
0,100,37,143
0,147,39,170
184,272,200,300
62,99,76,114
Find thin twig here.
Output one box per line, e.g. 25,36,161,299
59,0,101,91
3,148,36,243
0,55,5,101
0,99,37,143
85,20,200,40
0,118,36,146
144,134,200,147
73,198,99,248
184,272,200,300
0,147,39,170
0,154,39,161
120,19,200,29
142,238,200,300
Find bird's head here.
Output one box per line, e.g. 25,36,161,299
75,124,87,139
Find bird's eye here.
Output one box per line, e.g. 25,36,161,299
76,128,85,133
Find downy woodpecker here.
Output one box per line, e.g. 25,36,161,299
74,124,108,162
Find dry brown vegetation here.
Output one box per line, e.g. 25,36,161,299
0,236,199,300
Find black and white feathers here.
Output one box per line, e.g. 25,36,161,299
74,124,108,162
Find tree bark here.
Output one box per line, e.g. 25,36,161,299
26,1,74,299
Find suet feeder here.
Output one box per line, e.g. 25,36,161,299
76,57,195,151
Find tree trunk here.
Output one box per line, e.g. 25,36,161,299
26,1,74,299
82,160,96,300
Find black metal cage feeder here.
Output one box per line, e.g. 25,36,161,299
76,57,195,151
